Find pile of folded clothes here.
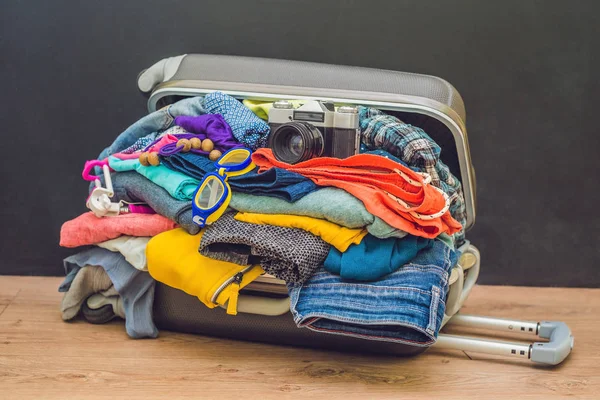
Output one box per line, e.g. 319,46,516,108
59,91,466,346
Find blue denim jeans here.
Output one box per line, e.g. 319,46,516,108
288,239,457,346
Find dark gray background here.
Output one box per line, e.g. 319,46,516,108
1,0,598,285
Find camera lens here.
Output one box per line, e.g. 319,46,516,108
288,135,304,157
268,122,324,164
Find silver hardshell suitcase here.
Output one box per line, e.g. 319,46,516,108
137,54,573,365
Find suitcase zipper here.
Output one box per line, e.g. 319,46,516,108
226,272,243,315
211,265,254,315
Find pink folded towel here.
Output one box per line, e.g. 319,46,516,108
60,212,177,248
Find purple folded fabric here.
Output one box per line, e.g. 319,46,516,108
174,114,242,150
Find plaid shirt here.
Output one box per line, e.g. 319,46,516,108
358,107,466,243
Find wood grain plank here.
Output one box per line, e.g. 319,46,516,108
0,276,597,399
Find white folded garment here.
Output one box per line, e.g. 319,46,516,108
97,236,150,271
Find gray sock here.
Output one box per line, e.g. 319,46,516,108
61,265,113,321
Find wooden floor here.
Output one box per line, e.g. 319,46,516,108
0,277,597,400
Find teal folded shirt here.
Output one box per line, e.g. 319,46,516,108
108,156,200,201
229,187,409,239
324,234,434,281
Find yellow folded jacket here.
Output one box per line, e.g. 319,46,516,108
234,212,368,252
146,228,264,315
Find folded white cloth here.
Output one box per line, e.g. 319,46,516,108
97,236,150,271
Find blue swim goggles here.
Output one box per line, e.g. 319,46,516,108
192,148,255,227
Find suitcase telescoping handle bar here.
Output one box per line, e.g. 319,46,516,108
435,315,574,365
435,244,573,366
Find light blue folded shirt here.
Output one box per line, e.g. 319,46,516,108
108,156,199,201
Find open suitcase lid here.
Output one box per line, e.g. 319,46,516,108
139,54,476,230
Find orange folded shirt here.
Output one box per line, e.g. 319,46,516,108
251,149,462,239
60,212,178,248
